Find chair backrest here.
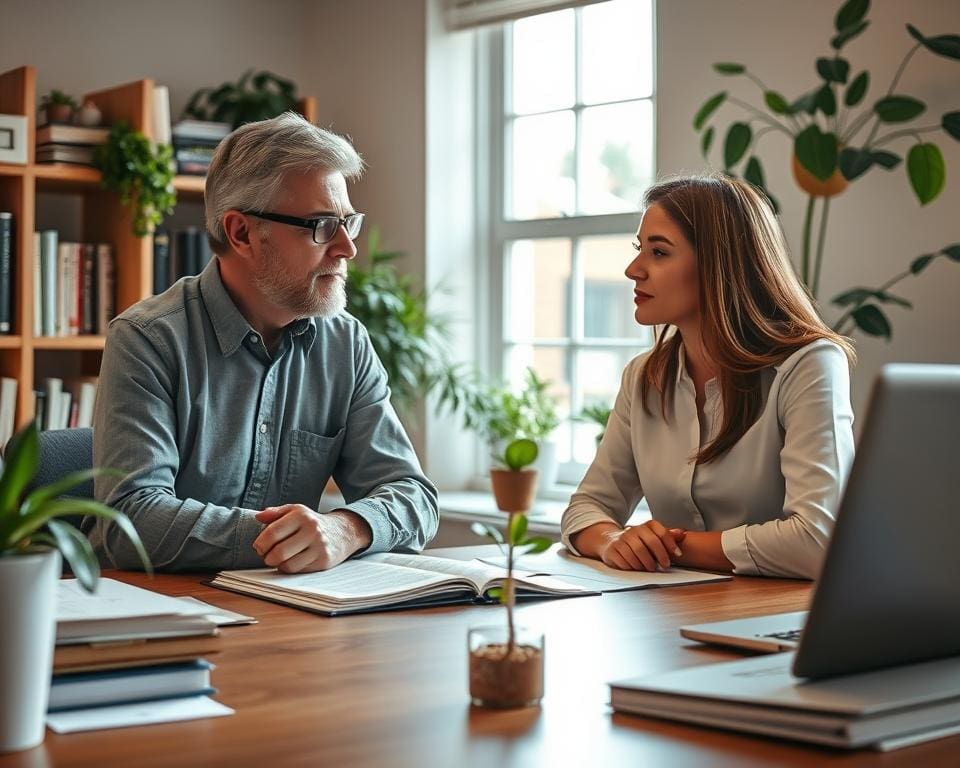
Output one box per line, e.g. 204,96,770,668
25,427,95,531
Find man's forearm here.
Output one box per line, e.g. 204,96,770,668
330,509,373,556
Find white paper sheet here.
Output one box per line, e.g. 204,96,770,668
174,597,257,626
46,695,234,733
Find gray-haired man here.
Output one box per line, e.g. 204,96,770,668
91,112,438,572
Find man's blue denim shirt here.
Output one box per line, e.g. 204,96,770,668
91,258,438,571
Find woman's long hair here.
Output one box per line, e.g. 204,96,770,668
638,174,855,464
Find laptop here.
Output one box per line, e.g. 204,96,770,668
680,363,960,679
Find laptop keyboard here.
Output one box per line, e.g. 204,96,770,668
762,629,802,642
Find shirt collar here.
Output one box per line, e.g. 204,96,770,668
199,259,319,356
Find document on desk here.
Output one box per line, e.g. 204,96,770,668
478,544,731,591
46,695,234,733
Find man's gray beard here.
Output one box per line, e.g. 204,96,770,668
253,266,347,319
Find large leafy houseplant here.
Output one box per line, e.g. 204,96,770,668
94,120,176,237
693,0,960,339
183,70,299,129
469,438,552,708
0,422,151,751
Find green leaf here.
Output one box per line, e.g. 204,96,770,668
874,96,926,123
851,304,892,339
508,513,528,546
700,126,715,159
521,537,553,555
815,84,837,117
487,586,504,602
845,72,869,107
503,438,538,471
46,519,99,592
0,422,40,539
906,25,960,61
910,254,936,274
831,20,869,50
794,125,838,181
713,63,745,75
693,92,726,131
743,156,765,188
817,57,850,84
470,521,504,546
790,91,819,115
839,147,874,181
835,0,869,32
870,150,901,169
832,287,875,306
942,244,960,262
723,122,752,169
20,468,123,517
907,143,946,205
943,112,960,141
764,91,790,115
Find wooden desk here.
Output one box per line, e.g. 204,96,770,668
3,561,957,767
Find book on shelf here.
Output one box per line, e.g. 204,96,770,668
39,230,57,336
49,659,215,713
34,233,114,337
0,376,17,448
209,551,596,616
33,232,41,336
609,652,960,751
95,242,115,334
57,577,220,646
0,212,12,334
152,85,172,146
171,119,231,142
36,124,110,146
35,144,96,166
153,226,171,294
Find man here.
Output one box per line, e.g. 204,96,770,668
91,112,438,572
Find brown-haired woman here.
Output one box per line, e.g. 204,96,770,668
561,174,856,579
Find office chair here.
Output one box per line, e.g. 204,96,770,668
23,427,95,532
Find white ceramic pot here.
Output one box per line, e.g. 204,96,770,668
0,549,60,753
531,439,558,491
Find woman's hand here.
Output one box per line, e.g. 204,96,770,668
596,521,687,571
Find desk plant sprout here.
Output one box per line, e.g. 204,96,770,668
0,422,151,753
468,438,553,708
692,0,960,339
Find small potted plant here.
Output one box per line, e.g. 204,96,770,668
0,422,151,753
468,438,553,709
40,90,77,124
576,402,612,447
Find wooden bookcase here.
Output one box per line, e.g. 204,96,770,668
0,65,317,430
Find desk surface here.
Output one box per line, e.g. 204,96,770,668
4,554,957,767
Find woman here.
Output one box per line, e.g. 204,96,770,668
561,174,855,579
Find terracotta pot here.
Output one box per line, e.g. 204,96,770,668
45,104,73,124
468,625,544,708
791,153,848,198
489,468,538,513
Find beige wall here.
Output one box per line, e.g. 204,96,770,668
657,0,960,417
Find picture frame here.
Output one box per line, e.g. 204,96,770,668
0,114,28,165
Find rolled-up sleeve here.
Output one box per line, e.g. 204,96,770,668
721,344,855,579
334,325,439,554
92,319,264,572
561,358,645,554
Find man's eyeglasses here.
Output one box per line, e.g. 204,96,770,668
241,210,365,244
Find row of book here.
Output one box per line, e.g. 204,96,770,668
0,212,13,334
171,120,229,176
153,226,214,294
35,230,115,337
50,578,241,729
35,124,109,167
34,376,98,432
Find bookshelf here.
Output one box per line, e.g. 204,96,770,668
0,65,317,430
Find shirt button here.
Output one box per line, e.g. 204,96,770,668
249,333,259,344
259,423,267,434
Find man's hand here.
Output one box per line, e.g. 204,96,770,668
253,505,373,573
595,520,686,571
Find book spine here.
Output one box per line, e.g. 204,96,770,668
69,244,81,336
153,228,170,294
33,233,42,336
0,213,12,334
40,230,57,336
81,244,95,334
95,244,115,335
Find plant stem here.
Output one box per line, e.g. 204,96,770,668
874,125,941,146
862,43,923,150
728,97,795,137
506,511,516,655
812,197,831,300
832,264,922,333
801,196,816,289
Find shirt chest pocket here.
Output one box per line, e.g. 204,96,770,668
281,427,346,507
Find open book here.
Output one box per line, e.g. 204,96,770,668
209,552,596,616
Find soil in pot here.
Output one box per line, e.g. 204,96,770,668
469,642,544,708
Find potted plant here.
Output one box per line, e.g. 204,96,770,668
39,90,77,124
93,120,176,237
183,70,300,129
0,422,151,753
576,402,612,447
692,0,960,339
469,438,552,708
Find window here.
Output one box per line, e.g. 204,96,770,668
488,0,656,485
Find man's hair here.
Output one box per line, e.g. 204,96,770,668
204,112,363,254
638,173,855,464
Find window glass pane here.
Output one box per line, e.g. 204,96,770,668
506,239,571,341
511,10,575,114
505,345,572,463
580,234,651,341
573,348,638,463
509,112,575,219
582,0,653,104
579,100,653,215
